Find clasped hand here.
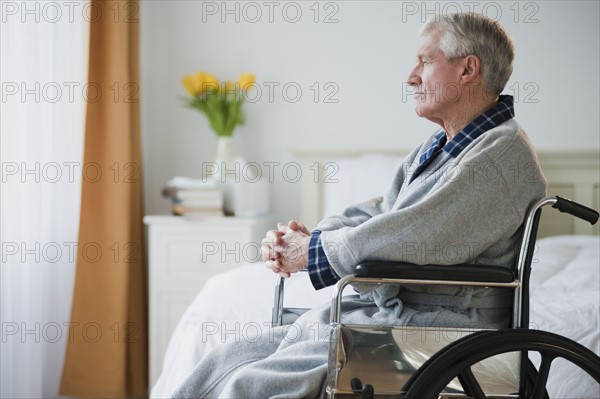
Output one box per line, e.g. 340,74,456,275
261,220,311,278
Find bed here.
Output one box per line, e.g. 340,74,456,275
150,150,600,399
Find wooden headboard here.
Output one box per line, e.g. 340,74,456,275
291,149,599,238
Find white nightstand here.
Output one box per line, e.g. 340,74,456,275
143,215,273,387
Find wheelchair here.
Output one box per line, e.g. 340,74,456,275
272,195,600,398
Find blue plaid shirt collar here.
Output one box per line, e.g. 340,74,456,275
439,94,515,158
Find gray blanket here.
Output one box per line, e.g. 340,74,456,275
173,285,514,398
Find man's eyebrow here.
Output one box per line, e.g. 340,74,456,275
417,52,432,62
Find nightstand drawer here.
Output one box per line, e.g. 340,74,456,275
161,234,258,277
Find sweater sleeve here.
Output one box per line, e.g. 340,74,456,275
320,128,547,280
315,145,422,232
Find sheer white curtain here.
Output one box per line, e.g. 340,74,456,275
1,2,87,397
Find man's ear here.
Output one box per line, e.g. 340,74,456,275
461,55,481,84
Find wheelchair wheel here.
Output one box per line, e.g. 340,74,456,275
403,329,600,399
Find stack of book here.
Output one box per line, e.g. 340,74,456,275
162,177,224,219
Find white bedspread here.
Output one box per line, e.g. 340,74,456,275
528,235,599,398
151,235,600,399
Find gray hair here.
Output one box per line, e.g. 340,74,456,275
418,13,514,96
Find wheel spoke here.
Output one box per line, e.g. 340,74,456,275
531,353,554,398
457,366,487,399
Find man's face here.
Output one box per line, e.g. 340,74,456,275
407,28,465,126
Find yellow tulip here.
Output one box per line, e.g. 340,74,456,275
238,73,256,91
182,71,206,96
224,80,236,92
203,73,220,93
182,75,198,96
195,71,207,92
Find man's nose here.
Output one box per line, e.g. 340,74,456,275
406,66,421,87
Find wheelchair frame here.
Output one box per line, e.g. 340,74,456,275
272,196,600,398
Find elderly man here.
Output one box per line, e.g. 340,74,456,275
174,12,546,398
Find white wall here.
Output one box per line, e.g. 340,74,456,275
141,1,600,225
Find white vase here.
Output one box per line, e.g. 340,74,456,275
213,136,236,167
212,136,237,216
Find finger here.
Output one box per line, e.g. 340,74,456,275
261,237,282,248
261,247,268,262
297,221,311,235
277,223,290,234
266,229,284,239
288,220,310,235
265,230,283,245
265,259,281,272
274,263,290,278
261,245,281,261
261,239,285,256
260,245,271,262
261,238,285,254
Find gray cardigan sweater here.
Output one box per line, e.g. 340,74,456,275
317,119,547,317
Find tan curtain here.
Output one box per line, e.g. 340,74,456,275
60,0,147,396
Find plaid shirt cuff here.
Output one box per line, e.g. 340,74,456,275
307,230,340,290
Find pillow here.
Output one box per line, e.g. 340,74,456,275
322,154,405,217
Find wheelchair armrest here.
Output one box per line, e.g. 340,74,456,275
355,261,515,283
